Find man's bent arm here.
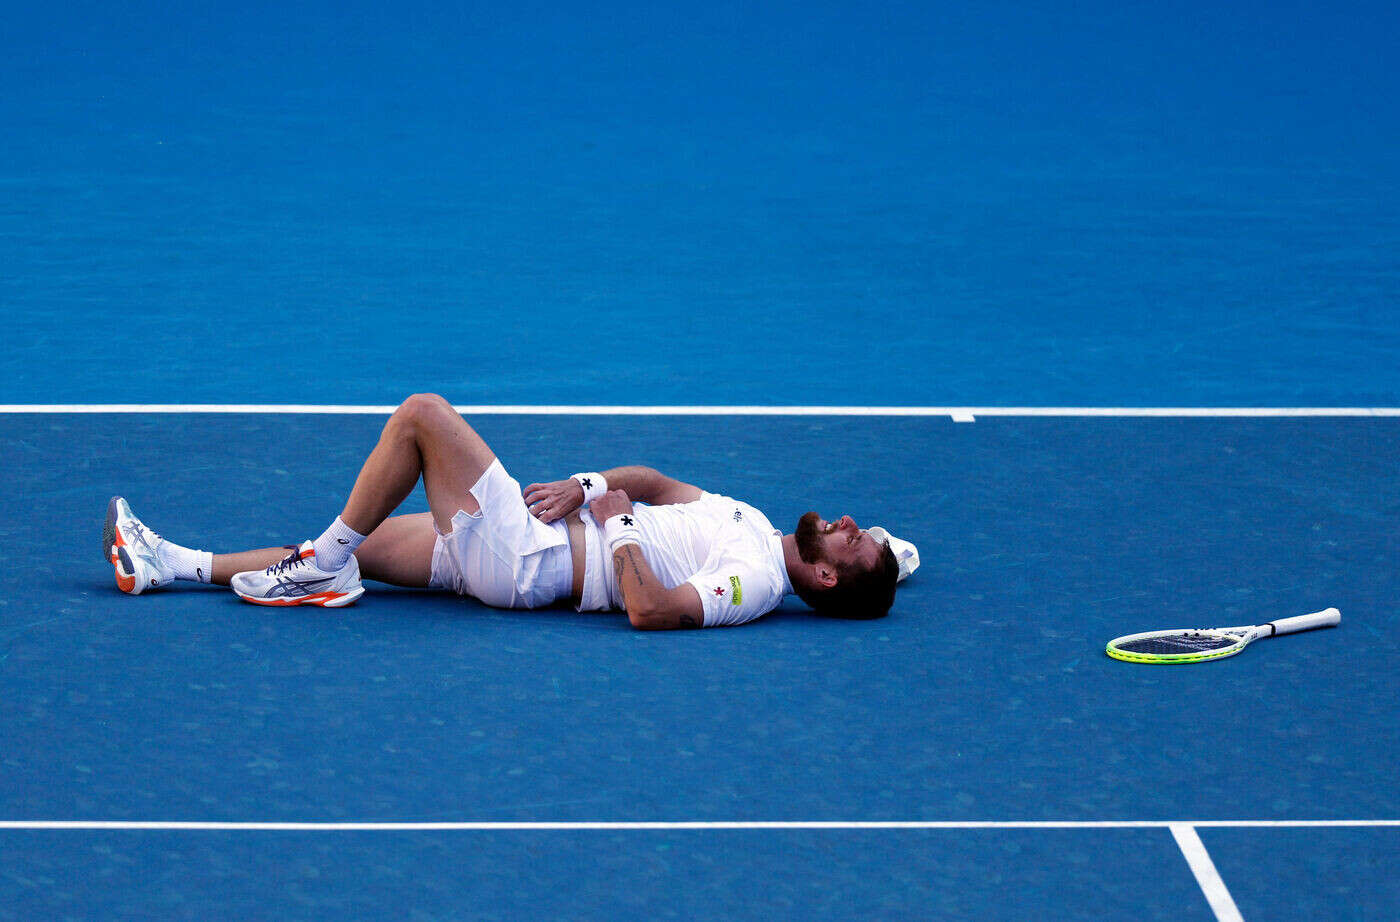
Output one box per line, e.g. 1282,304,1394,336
612,542,705,630
590,488,704,630
600,466,701,506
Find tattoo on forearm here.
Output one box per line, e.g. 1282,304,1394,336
616,547,645,587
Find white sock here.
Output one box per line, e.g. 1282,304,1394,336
312,516,366,570
157,541,214,584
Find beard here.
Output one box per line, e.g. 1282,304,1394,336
795,511,827,564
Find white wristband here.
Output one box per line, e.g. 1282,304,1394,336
602,513,642,555
571,472,608,503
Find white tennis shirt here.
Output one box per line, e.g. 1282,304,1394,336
583,492,794,626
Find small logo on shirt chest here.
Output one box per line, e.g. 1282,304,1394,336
732,508,743,522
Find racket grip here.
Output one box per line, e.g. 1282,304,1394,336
1269,607,1341,636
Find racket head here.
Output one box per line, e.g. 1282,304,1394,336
1105,626,1259,664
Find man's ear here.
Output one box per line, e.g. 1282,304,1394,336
815,564,838,589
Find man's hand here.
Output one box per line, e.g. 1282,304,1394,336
587,489,634,524
522,479,585,523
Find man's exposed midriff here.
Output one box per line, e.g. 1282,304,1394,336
564,510,585,605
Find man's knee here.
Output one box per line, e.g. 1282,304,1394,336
394,393,457,432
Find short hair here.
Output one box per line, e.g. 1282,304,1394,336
795,541,900,620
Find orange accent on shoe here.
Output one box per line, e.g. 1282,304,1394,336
111,530,137,593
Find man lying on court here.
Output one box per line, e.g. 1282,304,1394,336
104,394,918,628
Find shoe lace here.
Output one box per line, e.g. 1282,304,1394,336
266,545,306,576
129,520,161,547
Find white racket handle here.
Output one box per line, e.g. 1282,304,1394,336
1267,607,1341,636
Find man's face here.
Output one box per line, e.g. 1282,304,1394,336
795,511,885,574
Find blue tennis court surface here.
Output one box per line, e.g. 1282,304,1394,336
4,413,1398,918
5,0,1399,917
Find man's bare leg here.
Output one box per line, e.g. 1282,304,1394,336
338,392,496,536
352,512,438,587
114,394,491,592
209,393,494,584
210,547,296,585
207,513,438,586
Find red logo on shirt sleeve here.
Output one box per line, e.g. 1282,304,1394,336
713,586,725,596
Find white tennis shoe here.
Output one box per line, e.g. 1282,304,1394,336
231,540,364,607
104,496,175,595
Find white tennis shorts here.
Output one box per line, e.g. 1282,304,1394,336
428,459,573,609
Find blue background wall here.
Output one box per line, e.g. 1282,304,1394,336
4,0,1397,405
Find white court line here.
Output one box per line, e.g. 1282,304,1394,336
1,404,1400,420
2,819,1397,830
1172,823,1245,922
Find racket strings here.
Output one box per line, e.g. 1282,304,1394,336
1115,633,1238,655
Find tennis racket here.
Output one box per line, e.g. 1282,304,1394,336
1105,607,1340,664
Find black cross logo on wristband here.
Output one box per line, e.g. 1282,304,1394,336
580,477,592,489
620,515,634,526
